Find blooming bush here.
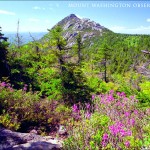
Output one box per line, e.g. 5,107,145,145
63,90,150,150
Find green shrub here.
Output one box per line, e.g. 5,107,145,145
63,112,109,150
0,82,70,133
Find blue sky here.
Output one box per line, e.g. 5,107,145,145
1,1,150,34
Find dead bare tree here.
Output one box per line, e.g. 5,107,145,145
15,20,22,48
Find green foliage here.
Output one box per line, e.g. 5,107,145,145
0,112,20,130
2,22,150,149
0,82,71,133
0,27,10,80
111,73,135,95
63,112,109,150
139,81,150,96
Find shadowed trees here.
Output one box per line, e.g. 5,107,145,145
0,27,10,80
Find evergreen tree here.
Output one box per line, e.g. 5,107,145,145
76,33,83,65
0,27,10,80
48,26,67,75
100,39,111,82
48,26,91,104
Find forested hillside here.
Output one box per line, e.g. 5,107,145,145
0,14,150,149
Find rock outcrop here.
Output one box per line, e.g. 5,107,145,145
54,14,110,47
0,127,62,150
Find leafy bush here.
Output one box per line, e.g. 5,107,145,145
63,112,109,150
0,81,71,133
63,90,150,150
138,81,150,104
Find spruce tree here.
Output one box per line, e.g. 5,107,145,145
76,33,83,65
100,38,111,82
48,26,91,104
0,27,10,80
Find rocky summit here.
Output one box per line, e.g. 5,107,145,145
54,14,110,46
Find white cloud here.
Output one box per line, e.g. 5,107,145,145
0,10,15,15
129,26,150,32
33,6,45,10
109,25,126,31
109,25,150,34
28,18,40,22
146,18,150,22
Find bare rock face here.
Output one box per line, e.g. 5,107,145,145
136,61,150,78
54,14,109,47
0,127,62,150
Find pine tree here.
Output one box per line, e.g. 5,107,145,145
48,26,91,104
0,27,10,80
100,38,111,82
76,33,83,65
48,26,67,74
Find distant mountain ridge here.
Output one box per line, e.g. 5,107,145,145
4,32,47,44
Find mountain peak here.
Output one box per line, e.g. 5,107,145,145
68,14,78,18
54,14,111,46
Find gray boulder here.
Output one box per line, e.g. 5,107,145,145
0,128,62,150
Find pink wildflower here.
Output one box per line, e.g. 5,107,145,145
102,133,109,140
0,82,6,87
102,133,109,147
124,141,130,148
85,111,91,119
85,103,90,109
134,109,138,115
130,118,135,126
72,104,78,113
23,84,28,91
124,112,130,117
92,95,95,100
8,86,14,92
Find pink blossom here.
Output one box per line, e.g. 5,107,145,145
8,86,14,92
85,103,90,109
116,101,121,106
109,122,132,137
0,82,6,87
120,129,126,137
102,141,107,147
124,141,130,148
109,90,114,94
102,133,109,140
102,133,109,147
124,97,128,101
72,104,81,120
92,95,95,100
124,112,130,117
120,92,126,97
85,111,91,119
117,92,126,97
23,84,28,91
23,87,27,91
72,104,78,113
130,95,135,99
134,110,138,115
117,92,121,96
130,118,135,126
107,94,114,102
